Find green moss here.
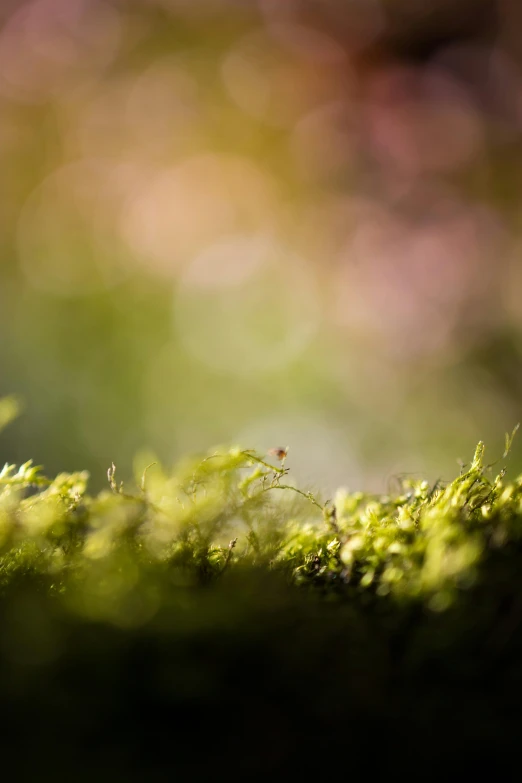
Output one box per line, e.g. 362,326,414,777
1,429,522,774
0,435,518,610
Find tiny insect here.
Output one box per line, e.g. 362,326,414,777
268,447,288,462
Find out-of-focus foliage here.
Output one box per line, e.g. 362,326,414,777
0,396,21,433
1,0,522,492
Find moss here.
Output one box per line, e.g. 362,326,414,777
1,430,522,775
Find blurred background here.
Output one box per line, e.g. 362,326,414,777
1,0,522,494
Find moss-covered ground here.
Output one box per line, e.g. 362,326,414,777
1,419,522,777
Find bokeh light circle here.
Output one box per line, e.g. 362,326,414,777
222,28,338,128
120,154,277,277
0,0,121,103
125,57,202,158
174,234,321,375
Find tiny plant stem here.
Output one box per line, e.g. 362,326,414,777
240,451,286,476
261,483,324,512
220,537,238,576
140,462,158,493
